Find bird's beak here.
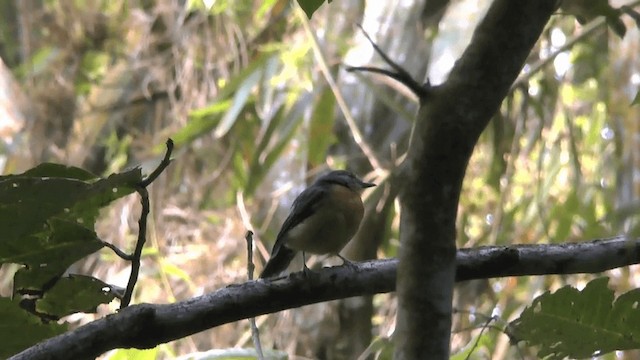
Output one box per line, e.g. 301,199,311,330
360,180,376,188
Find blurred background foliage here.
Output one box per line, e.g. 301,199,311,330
0,0,639,358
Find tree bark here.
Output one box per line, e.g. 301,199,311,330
394,1,558,358
11,236,640,360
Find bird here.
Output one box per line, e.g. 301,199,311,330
260,170,376,279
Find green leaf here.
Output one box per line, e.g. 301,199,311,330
297,0,330,19
105,347,159,360
35,275,117,318
632,89,640,107
245,103,298,196
510,277,640,359
0,164,141,309
308,88,337,167
0,176,96,247
69,167,142,227
173,52,276,146
11,219,103,293
0,166,141,255
21,163,98,180
214,68,263,138
0,297,67,359
172,99,232,146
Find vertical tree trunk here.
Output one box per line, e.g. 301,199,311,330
394,1,558,358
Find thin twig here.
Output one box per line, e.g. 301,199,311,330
246,231,265,360
119,139,174,308
140,138,174,188
346,24,431,99
101,241,133,261
511,18,605,90
464,315,497,360
246,231,257,280
120,186,150,309
296,6,384,171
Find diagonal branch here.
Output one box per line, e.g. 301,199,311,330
296,6,384,170
11,236,640,360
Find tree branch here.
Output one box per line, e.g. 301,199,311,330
11,236,640,360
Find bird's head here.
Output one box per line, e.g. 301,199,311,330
315,170,376,192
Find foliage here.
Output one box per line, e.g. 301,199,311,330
510,277,640,359
0,163,142,357
297,0,333,19
0,297,67,360
0,0,639,359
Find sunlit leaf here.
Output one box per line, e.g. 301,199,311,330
510,277,640,359
214,69,263,138
105,347,158,360
172,99,232,146
308,87,337,167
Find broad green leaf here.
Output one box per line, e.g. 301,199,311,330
172,99,231,146
0,297,67,359
510,277,640,359
259,114,302,177
173,52,276,146
0,166,141,253
308,87,337,167
0,177,89,244
247,111,302,193
35,275,117,318
245,104,292,195
214,68,263,138
11,219,103,292
68,167,142,227
160,260,195,288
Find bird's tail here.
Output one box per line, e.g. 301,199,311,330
260,245,296,279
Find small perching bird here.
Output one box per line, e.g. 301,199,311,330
260,170,375,279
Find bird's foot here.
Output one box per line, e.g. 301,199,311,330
336,254,357,269
302,264,317,277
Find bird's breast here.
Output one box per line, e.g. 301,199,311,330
285,186,364,255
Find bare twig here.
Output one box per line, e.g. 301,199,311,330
119,139,174,308
512,18,605,90
245,231,265,360
140,138,174,187
296,6,384,171
101,241,133,261
120,186,150,309
345,24,431,100
464,315,497,360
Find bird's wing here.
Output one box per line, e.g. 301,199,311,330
270,185,328,254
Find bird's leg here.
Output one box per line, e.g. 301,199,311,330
302,251,313,276
336,254,357,269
